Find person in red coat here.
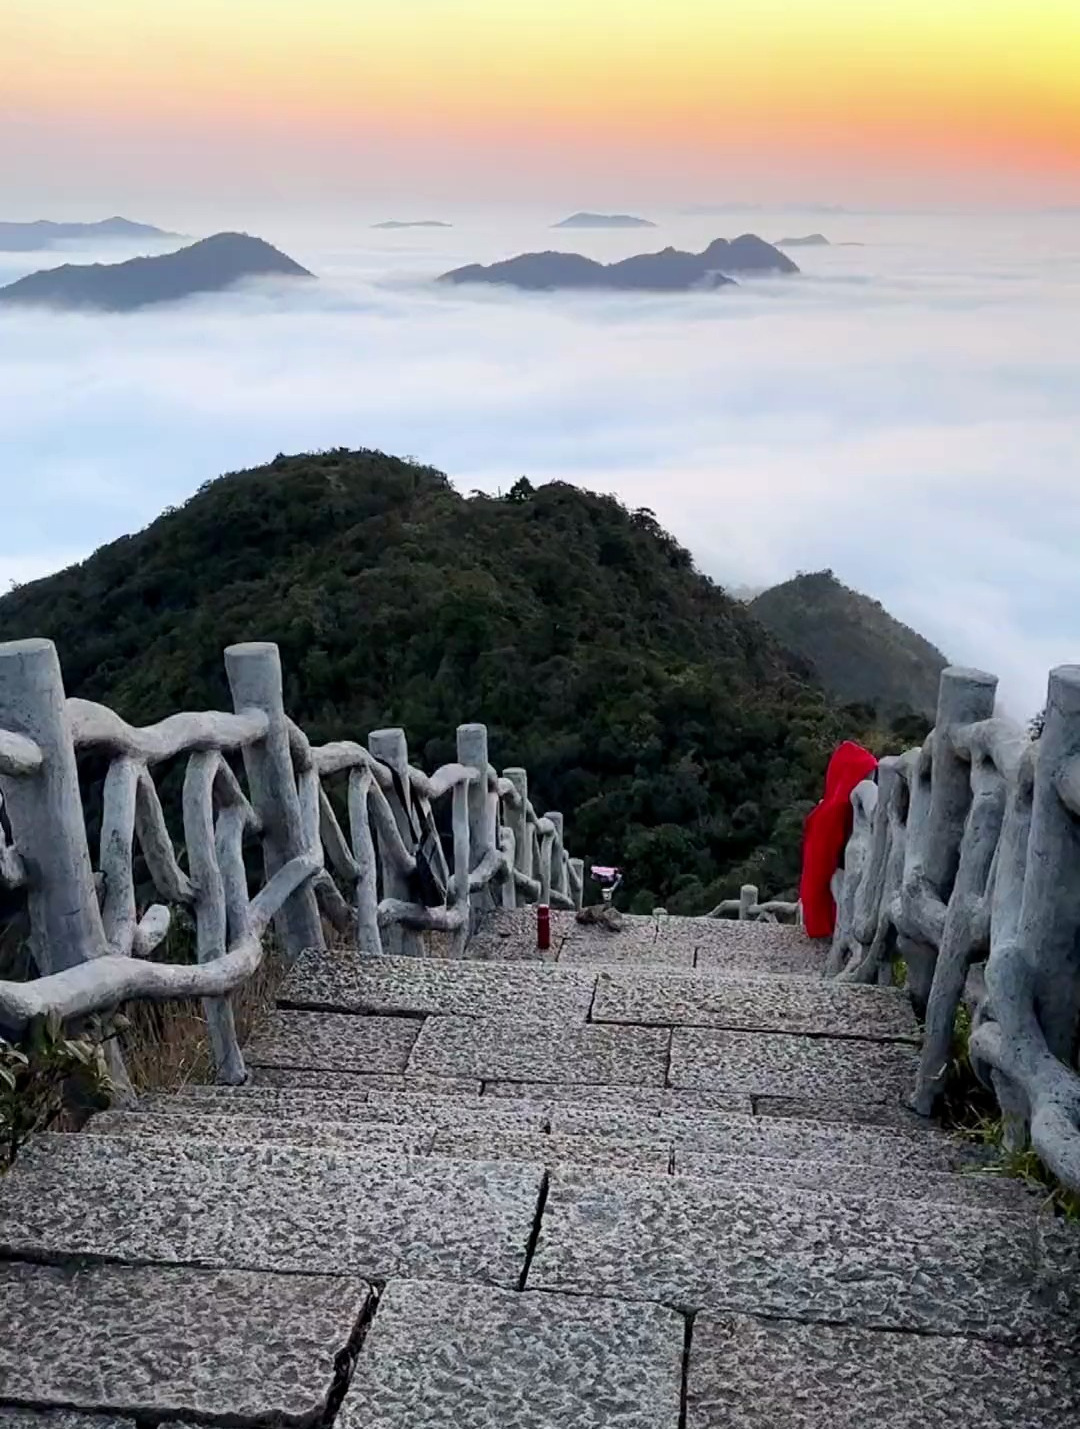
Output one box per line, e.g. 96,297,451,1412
799,741,878,938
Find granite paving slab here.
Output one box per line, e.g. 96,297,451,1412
408,1017,670,1087
0,1415,134,1429
752,1093,929,1129
482,1082,752,1113
142,1086,376,1119
669,1027,920,1104
674,1149,1031,1209
245,1011,422,1074
549,1107,984,1172
527,1168,1049,1339
341,1279,684,1428
432,1127,672,1175
593,969,920,1041
0,1261,368,1425
692,923,826,976
0,1135,543,1286
558,929,695,968
246,1067,482,1093
81,1111,435,1156
363,1092,548,1131
685,1312,1079,1428
685,918,817,951
279,954,597,1021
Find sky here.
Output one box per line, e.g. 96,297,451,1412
3,1,1080,211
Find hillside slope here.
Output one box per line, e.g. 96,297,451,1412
0,453,857,909
751,570,948,721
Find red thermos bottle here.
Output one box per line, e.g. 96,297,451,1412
537,904,551,951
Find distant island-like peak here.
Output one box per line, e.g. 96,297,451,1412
553,212,657,229
440,233,797,292
372,220,453,229
0,232,312,312
0,216,179,253
777,233,830,247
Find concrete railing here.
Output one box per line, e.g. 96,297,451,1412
0,638,582,1083
827,663,1080,1193
708,883,801,924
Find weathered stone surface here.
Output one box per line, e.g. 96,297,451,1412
550,1107,983,1172
528,1168,1049,1339
0,1261,369,1424
364,1092,548,1131
685,1313,1079,1427
244,1067,482,1094
752,1093,929,1129
669,1027,920,1104
144,1085,376,1119
693,924,825,976
432,1127,671,1175
408,1017,670,1087
469,908,576,960
483,1082,751,1113
280,954,597,1021
674,1149,1031,1209
0,1415,133,1428
341,1279,684,1428
245,1010,422,1073
0,1135,542,1286
83,1111,434,1156
559,924,695,968
593,969,919,1042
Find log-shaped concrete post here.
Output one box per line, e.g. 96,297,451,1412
369,727,423,957
225,643,323,963
504,768,532,889
1020,666,1080,1063
0,638,108,973
457,723,496,927
923,668,999,900
739,885,757,920
545,811,567,901
569,857,585,910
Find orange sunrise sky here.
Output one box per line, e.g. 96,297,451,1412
3,0,1079,210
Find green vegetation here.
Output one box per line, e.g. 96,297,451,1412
0,449,911,910
1,1015,115,1172
751,569,948,722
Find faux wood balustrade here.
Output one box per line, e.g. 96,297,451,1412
0,637,582,1085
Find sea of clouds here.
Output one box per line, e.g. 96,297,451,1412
1,204,1078,715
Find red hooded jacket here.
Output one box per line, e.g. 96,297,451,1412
799,741,878,938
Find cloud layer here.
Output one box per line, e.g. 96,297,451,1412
1,208,1078,716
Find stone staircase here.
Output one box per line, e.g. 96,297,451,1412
1,912,1078,1426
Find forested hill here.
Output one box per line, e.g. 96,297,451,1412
750,570,948,723
0,450,873,911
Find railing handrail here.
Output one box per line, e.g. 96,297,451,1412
0,637,582,1085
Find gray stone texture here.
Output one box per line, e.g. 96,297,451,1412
528,1168,1053,1340
407,1017,670,1086
592,969,919,1041
685,1312,1079,1427
692,921,827,976
669,1027,920,1103
244,1067,482,1093
280,952,597,1021
549,1107,984,1172
0,1260,369,1425
341,1279,684,1428
673,1148,1031,1209
0,1134,542,1285
559,926,695,968
482,1081,752,1113
83,1110,434,1156
0,1416,134,1429
245,1010,422,1073
142,1085,377,1119
752,1093,930,1129
432,1127,671,1175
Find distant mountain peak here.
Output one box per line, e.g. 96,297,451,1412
0,215,179,252
750,570,948,721
0,232,312,312
553,212,657,229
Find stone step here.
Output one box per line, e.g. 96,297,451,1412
82,1110,435,1155
279,953,597,1021
668,1026,921,1106
247,1067,483,1094
0,1261,368,1426
592,968,920,1042
0,1134,543,1286
686,1313,1078,1428
244,1010,423,1075
1,1415,134,1429
407,1016,671,1087
528,1167,1059,1341
339,1279,684,1428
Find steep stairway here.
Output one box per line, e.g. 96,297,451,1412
1,912,1078,1427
